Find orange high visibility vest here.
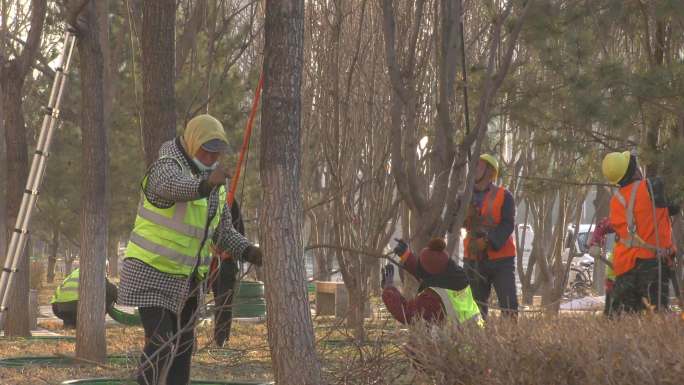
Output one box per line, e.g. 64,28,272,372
464,186,517,260
610,179,673,276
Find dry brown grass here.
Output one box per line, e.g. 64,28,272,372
0,317,409,384
4,299,681,385
406,313,684,385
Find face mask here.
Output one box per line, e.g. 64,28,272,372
192,158,217,172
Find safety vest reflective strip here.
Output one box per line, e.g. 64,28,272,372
605,251,616,281
136,201,213,240
128,232,212,267
613,180,660,251
430,286,483,325
126,155,222,277
51,270,79,303
60,277,79,292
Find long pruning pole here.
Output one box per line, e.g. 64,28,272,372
226,72,264,207
208,71,264,281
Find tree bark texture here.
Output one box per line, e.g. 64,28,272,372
75,0,108,362
0,0,47,337
260,1,323,384
142,0,176,166
0,108,6,271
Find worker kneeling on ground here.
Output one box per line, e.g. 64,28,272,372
50,268,118,328
118,114,263,385
381,238,481,326
601,151,679,314
462,154,518,319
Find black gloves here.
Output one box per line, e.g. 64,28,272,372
242,245,263,266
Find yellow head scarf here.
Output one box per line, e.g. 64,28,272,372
181,114,229,157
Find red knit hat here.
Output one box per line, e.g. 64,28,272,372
419,238,449,275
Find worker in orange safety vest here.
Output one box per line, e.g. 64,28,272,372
601,151,679,314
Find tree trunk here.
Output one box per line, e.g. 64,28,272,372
75,0,108,362
0,0,47,336
0,0,6,272
592,186,610,293
314,253,330,281
0,89,6,270
46,229,59,283
141,0,177,166
260,1,322,384
347,284,366,343
1,70,31,337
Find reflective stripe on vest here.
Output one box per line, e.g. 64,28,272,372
51,269,80,303
429,286,482,325
125,155,224,278
464,186,517,260
60,281,79,292
128,232,212,267
613,180,660,251
136,201,214,240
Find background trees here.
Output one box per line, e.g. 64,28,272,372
1,0,684,368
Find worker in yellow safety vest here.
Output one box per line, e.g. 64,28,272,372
50,268,118,328
117,114,263,385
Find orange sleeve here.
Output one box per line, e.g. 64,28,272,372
609,196,629,240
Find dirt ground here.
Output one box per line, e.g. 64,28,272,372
0,317,412,385
0,278,411,385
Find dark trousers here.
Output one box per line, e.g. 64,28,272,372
138,296,198,385
464,257,518,319
211,259,239,347
52,301,78,328
608,259,669,316
603,291,612,316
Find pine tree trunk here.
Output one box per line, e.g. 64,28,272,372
141,0,176,166
260,1,322,383
75,0,108,362
1,71,31,337
0,0,47,336
0,0,7,271
0,95,6,270
347,285,366,343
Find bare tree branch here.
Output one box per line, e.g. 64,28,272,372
16,0,47,75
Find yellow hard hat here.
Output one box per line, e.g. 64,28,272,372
480,154,499,179
601,151,631,185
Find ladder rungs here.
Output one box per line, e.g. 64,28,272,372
12,228,28,234
43,106,61,119
2,268,17,273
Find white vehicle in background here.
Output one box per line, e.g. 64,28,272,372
566,224,596,263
